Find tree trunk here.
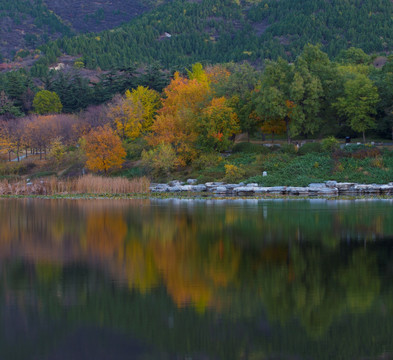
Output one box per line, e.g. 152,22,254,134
363,130,366,143
391,125,393,140
271,133,274,143
285,119,291,144
17,145,19,162
40,148,42,160
247,132,250,142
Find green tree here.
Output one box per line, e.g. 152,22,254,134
334,74,380,142
33,90,62,114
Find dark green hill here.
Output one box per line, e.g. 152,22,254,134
37,0,393,70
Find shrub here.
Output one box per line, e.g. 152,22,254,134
124,138,149,161
141,143,177,177
232,142,271,154
280,144,297,154
370,156,384,168
351,147,381,159
223,164,246,183
192,152,223,170
30,171,57,179
321,136,340,152
0,161,36,176
298,142,323,155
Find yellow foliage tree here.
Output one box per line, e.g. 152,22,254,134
127,86,161,132
107,94,144,140
83,125,126,173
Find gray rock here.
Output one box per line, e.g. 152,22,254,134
308,183,326,188
168,185,183,192
187,179,198,185
224,184,241,190
169,180,182,187
180,185,194,191
254,187,270,193
150,184,169,192
263,171,268,177
353,184,382,193
191,184,207,192
233,186,256,194
214,186,229,193
335,182,356,191
325,181,337,188
380,185,393,194
247,183,259,187
267,186,287,194
287,187,310,195
314,187,338,195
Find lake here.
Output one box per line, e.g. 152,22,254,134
0,198,393,360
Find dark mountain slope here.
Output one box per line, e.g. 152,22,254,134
0,0,157,60
44,0,149,33
0,0,72,59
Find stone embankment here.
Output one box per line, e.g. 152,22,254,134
150,180,393,196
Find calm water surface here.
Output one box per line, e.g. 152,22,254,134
1,198,393,360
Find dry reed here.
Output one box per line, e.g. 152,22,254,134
74,174,150,194
0,175,150,195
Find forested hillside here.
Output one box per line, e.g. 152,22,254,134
36,0,393,71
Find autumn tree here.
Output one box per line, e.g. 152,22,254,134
127,86,161,133
33,90,63,114
149,67,211,166
106,93,144,141
211,63,259,139
197,97,240,151
0,118,26,161
260,116,287,143
83,125,126,173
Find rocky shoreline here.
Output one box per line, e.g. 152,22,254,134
150,180,393,196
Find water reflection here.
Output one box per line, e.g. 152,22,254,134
0,198,393,359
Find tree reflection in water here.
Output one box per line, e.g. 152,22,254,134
0,198,392,359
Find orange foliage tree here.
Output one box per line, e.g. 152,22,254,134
260,116,287,143
148,70,211,166
198,97,240,151
83,125,126,173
